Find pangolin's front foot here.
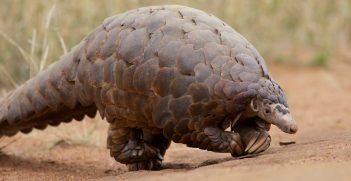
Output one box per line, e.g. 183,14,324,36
177,127,244,156
241,128,270,154
203,127,245,156
234,119,271,155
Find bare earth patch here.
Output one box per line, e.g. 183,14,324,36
1,63,351,180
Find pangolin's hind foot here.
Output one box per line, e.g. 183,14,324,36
126,152,163,171
115,140,163,171
107,125,170,171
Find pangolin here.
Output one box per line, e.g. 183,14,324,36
0,5,297,171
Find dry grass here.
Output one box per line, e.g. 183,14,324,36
0,0,350,147
0,0,350,89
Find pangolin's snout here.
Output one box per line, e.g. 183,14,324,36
276,115,298,134
286,122,298,134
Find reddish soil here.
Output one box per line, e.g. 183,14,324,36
1,62,351,181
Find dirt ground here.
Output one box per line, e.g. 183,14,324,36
1,61,351,181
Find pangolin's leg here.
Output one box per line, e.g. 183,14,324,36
233,118,271,155
200,128,244,156
107,122,166,171
142,128,171,158
168,126,244,157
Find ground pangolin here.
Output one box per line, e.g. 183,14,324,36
0,5,298,171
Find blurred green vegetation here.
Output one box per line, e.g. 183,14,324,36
0,0,350,89
311,51,331,67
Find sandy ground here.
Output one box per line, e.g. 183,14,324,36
1,61,351,181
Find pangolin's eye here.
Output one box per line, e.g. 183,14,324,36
265,108,271,114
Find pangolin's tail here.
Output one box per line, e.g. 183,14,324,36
0,41,98,137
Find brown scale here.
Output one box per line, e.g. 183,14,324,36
0,5,288,171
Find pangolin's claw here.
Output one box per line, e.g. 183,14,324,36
244,131,271,154
253,136,271,154
247,132,267,154
244,132,259,153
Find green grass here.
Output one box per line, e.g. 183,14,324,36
311,51,330,67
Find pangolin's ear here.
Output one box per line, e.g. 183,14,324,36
250,99,259,112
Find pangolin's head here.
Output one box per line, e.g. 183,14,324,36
249,98,298,134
